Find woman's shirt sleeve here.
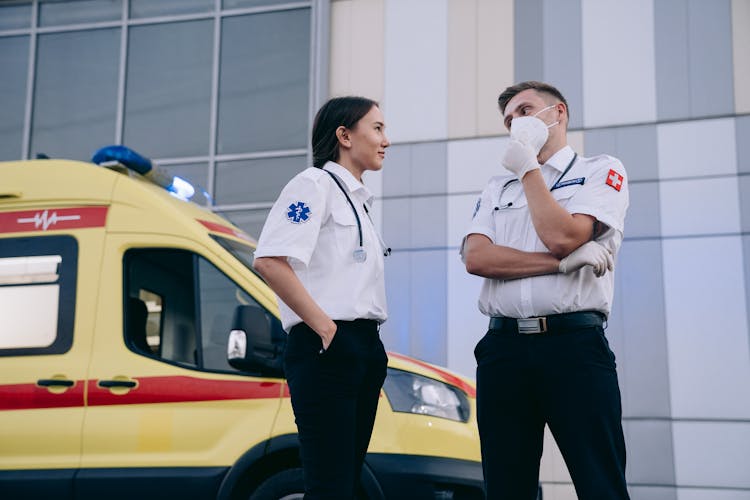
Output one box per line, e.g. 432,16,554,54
254,171,328,267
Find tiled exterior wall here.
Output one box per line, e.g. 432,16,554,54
331,0,750,498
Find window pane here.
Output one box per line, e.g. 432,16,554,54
197,256,255,372
214,155,305,205
217,209,270,239
130,0,214,19
0,36,28,160
32,29,119,161
0,235,77,356
39,0,122,26
0,2,32,30
124,20,212,158
223,0,297,8
218,9,310,154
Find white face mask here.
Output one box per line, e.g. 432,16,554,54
508,104,559,155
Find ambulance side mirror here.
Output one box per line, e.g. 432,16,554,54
227,305,285,376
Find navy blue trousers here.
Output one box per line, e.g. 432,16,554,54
474,325,630,499
285,320,387,500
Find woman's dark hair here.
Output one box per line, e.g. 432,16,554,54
312,96,378,169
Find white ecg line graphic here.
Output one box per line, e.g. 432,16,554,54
17,210,81,231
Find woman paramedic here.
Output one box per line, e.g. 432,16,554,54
253,96,391,499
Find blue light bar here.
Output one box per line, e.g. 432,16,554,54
91,145,153,175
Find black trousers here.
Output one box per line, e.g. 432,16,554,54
474,323,630,500
285,319,387,500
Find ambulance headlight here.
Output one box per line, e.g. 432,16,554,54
382,368,470,422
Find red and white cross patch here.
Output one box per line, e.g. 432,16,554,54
606,169,624,191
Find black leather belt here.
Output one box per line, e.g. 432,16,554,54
488,311,604,335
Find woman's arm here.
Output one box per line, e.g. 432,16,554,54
253,256,337,349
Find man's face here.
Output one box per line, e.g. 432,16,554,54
502,89,561,132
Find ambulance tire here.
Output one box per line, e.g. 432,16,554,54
249,468,305,500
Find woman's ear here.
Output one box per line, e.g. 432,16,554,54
336,126,351,149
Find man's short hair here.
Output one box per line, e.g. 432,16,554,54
498,81,569,117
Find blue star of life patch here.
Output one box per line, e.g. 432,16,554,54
287,201,311,223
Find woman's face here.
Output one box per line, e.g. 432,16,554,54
344,105,390,177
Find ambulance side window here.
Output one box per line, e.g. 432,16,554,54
0,236,77,356
124,247,264,373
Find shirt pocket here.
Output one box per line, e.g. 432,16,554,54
492,183,528,247
550,182,582,208
330,205,360,255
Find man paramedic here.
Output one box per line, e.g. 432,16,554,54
462,81,630,499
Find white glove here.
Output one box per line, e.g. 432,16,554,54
501,139,541,179
558,241,613,278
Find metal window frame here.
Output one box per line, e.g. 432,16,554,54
1,0,328,215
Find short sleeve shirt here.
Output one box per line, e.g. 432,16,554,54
462,145,629,318
254,161,388,331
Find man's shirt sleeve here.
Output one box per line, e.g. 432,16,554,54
460,182,496,261
565,156,629,235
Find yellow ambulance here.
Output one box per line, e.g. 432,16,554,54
0,147,483,500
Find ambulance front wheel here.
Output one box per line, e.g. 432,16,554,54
248,467,305,500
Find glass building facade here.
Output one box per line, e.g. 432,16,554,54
0,0,324,237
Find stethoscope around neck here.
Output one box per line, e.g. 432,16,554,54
495,153,578,210
325,170,391,263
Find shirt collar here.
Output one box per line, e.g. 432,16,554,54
543,145,575,173
323,161,374,205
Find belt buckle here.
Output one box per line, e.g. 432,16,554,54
517,317,547,334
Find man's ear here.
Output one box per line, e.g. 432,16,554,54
336,126,351,149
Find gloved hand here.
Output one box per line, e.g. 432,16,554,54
501,139,541,179
558,241,613,277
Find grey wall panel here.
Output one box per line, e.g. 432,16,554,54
737,116,750,174
382,144,412,197
543,0,583,130
584,128,617,158
411,196,447,248
687,0,734,117
745,235,750,361
617,240,672,418
409,249,448,366
383,198,411,249
380,251,412,355
654,0,690,121
613,125,658,181
624,420,676,486
514,0,544,82
740,176,750,234
627,486,677,500
625,182,662,238
410,142,447,195
585,125,658,181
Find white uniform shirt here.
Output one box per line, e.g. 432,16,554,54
462,145,629,318
255,161,388,331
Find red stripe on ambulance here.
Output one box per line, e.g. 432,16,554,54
87,376,285,406
0,381,85,410
0,376,285,410
0,206,108,233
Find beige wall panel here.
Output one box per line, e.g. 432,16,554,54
568,130,585,156
477,0,513,137
329,0,385,101
447,0,478,139
732,0,750,113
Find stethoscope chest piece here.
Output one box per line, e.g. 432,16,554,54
353,248,367,263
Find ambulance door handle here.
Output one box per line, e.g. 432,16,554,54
37,379,75,388
98,379,137,388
